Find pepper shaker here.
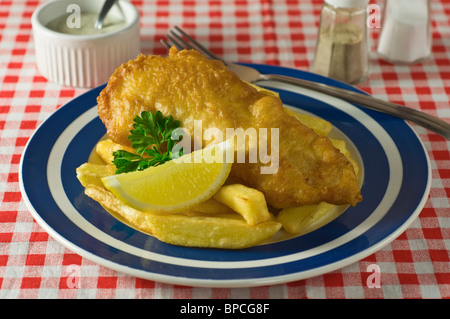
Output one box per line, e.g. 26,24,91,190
377,0,432,64
312,0,370,84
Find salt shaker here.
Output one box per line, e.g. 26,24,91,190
377,0,431,64
312,0,370,84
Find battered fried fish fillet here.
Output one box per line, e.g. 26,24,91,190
97,48,362,208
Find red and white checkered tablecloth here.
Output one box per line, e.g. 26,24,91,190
0,0,449,299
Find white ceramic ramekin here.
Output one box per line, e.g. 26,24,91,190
32,0,140,88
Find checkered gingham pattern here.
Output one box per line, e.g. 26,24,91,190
0,0,449,299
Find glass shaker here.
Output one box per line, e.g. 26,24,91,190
377,0,431,64
312,0,370,84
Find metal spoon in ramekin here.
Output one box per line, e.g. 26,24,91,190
95,0,117,30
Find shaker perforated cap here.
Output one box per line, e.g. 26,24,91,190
325,0,370,8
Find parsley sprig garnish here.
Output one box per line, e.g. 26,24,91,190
112,110,183,174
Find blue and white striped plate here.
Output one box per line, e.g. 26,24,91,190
19,64,431,287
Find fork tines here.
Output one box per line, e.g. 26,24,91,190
161,26,221,61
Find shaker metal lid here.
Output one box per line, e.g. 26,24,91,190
325,0,370,8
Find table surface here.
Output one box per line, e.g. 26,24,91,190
1,0,449,299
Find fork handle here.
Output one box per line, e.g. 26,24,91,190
261,73,450,139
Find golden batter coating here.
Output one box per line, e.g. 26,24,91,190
97,48,362,208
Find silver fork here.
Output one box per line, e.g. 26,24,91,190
163,26,450,139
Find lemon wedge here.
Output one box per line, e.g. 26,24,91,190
101,140,233,213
